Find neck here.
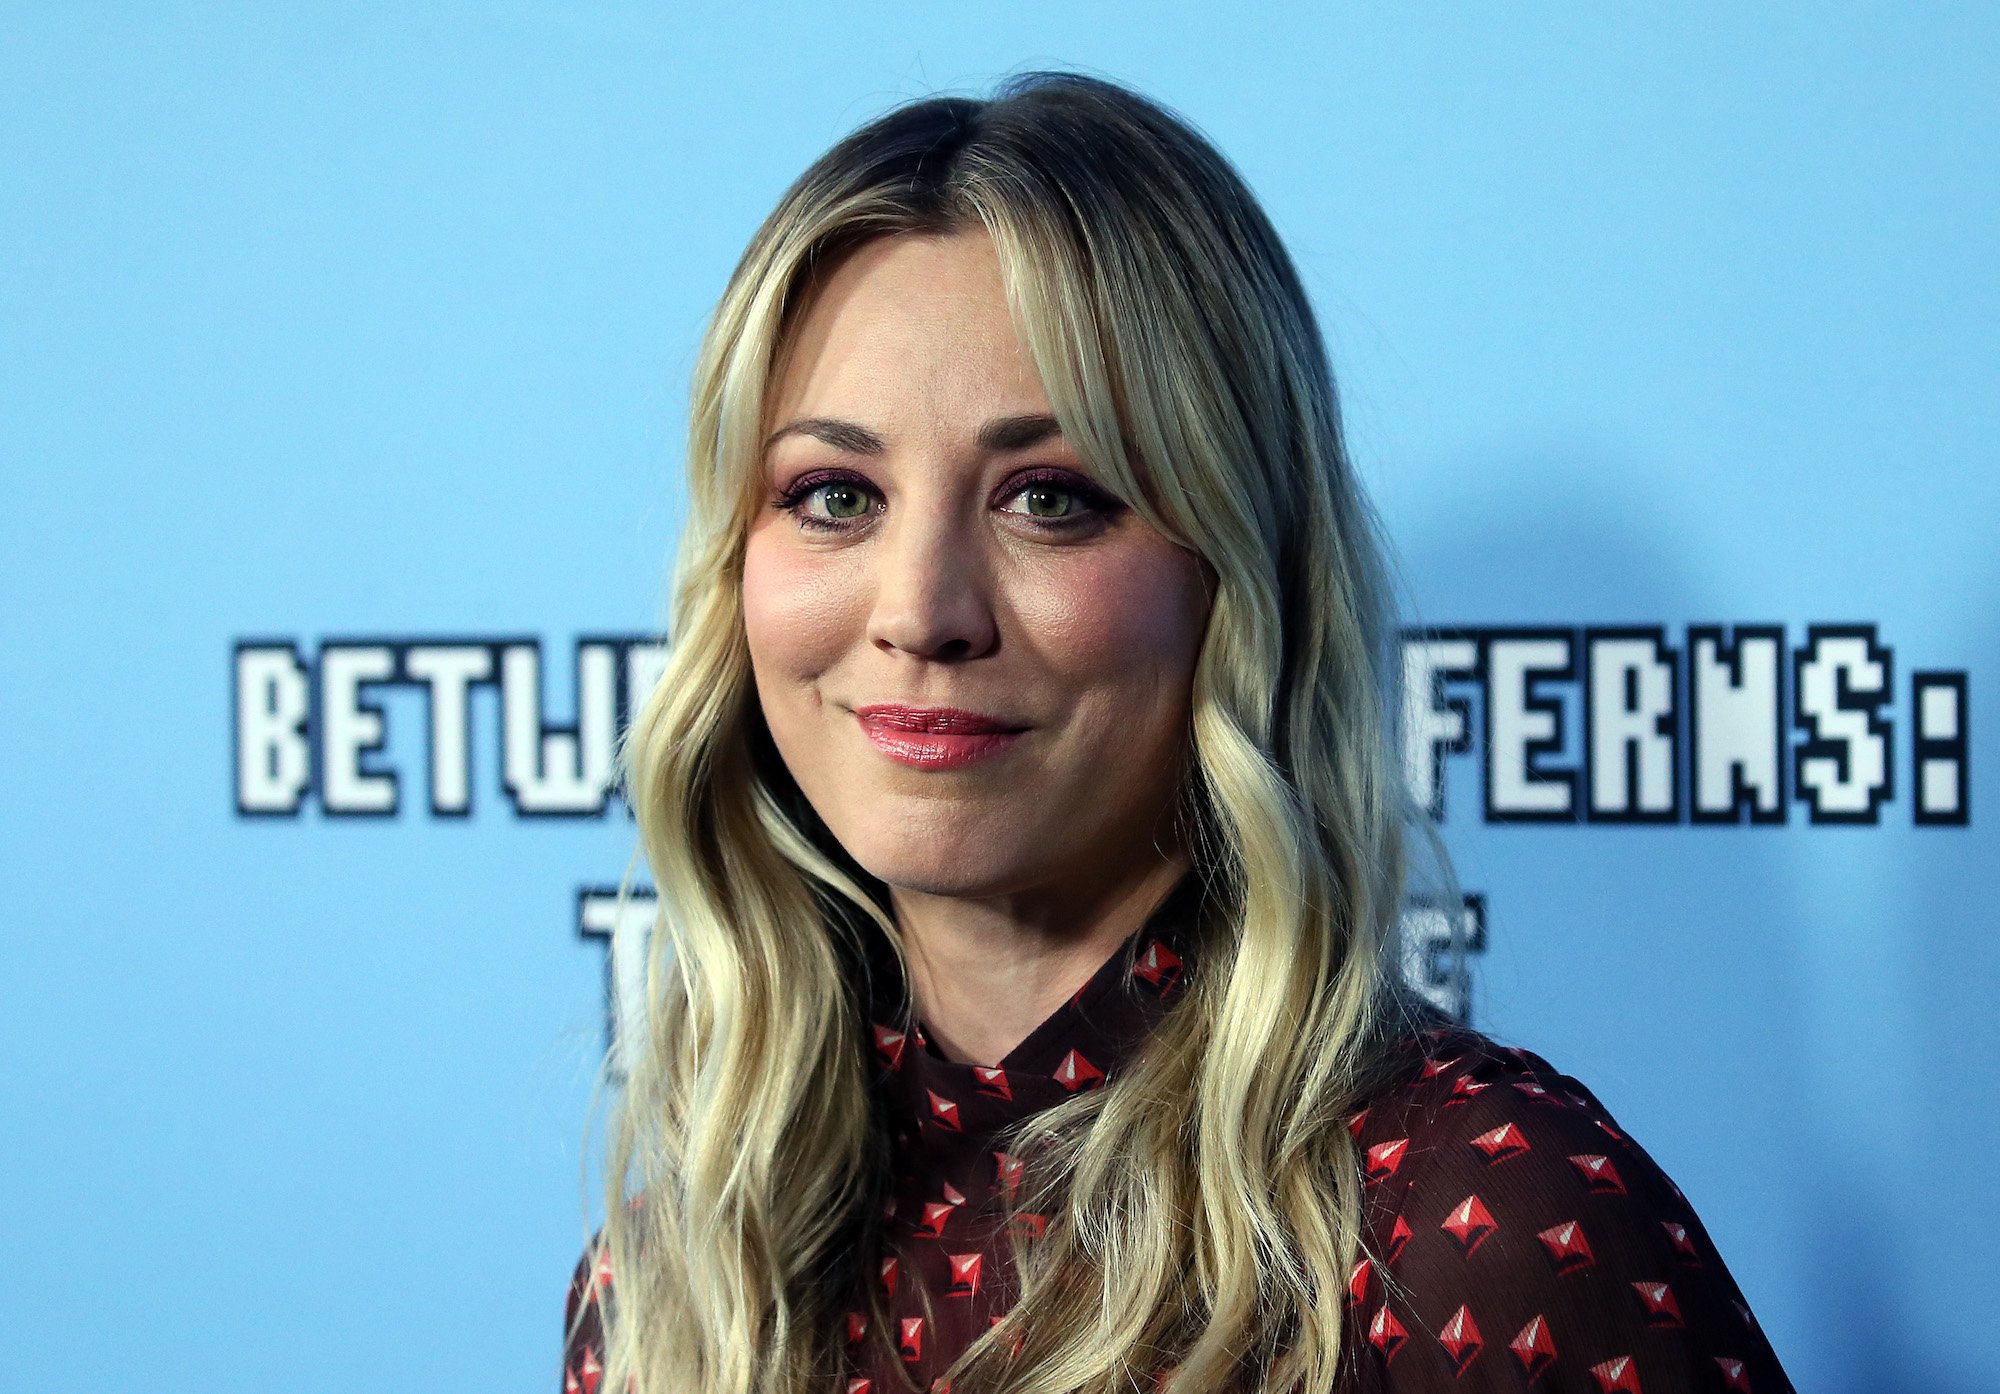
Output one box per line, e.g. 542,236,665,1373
888,851,1191,1069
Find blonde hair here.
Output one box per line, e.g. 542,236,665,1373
587,68,1457,1394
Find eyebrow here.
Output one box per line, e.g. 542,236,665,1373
761,413,1066,456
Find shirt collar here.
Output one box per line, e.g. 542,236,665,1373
860,869,1209,1189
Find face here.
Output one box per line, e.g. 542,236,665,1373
741,230,1213,904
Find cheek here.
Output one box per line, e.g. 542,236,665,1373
1021,541,1208,702
741,531,860,686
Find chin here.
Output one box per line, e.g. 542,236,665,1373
832,798,1042,900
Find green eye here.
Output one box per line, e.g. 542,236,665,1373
1020,485,1074,518
818,484,871,519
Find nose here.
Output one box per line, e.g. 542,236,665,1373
865,503,1000,662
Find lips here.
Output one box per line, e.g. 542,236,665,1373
852,705,1028,734
852,705,1029,769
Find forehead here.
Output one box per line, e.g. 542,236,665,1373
763,230,1054,434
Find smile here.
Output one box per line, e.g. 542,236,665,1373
852,705,1030,770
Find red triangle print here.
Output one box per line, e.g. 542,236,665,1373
576,1349,602,1394
1513,1080,1562,1105
824,929,1812,1394
592,1247,613,1290
564,1366,579,1394
1536,1219,1596,1275
1587,1354,1642,1393
872,1024,907,1070
1661,1220,1701,1264
1567,1153,1628,1195
1509,1315,1557,1381
1385,1213,1412,1262
1364,1137,1409,1184
1598,1117,1627,1143
1054,1049,1105,1092
929,1381,954,1394
1631,1281,1685,1328
847,1380,872,1394
1438,1304,1484,1376
1367,1304,1409,1363
1345,1256,1373,1307
1421,1053,1463,1079
945,1252,983,1298
926,1090,962,1131
1441,1193,1499,1256
1470,1121,1531,1164
1133,938,1183,993
993,1150,1024,1202
1446,1073,1490,1106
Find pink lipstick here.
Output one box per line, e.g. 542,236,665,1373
853,705,1029,770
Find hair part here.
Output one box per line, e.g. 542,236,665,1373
584,67,1459,1394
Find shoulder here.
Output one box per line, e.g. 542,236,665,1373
1341,1026,1796,1391
1347,1025,1665,1214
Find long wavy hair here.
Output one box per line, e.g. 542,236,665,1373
586,68,1458,1394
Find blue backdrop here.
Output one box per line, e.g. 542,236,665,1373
5,7,1992,1392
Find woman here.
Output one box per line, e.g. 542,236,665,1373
563,71,1796,1394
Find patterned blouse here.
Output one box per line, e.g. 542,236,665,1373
562,876,1796,1392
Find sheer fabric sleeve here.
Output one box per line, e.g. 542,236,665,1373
560,1234,609,1394
1344,1032,1796,1393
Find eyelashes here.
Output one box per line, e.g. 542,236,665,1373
771,470,879,528
770,467,1126,534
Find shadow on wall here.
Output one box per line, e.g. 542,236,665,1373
1388,446,1984,1393
1872,568,1998,1394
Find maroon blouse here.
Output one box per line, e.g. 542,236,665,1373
562,878,1796,1393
